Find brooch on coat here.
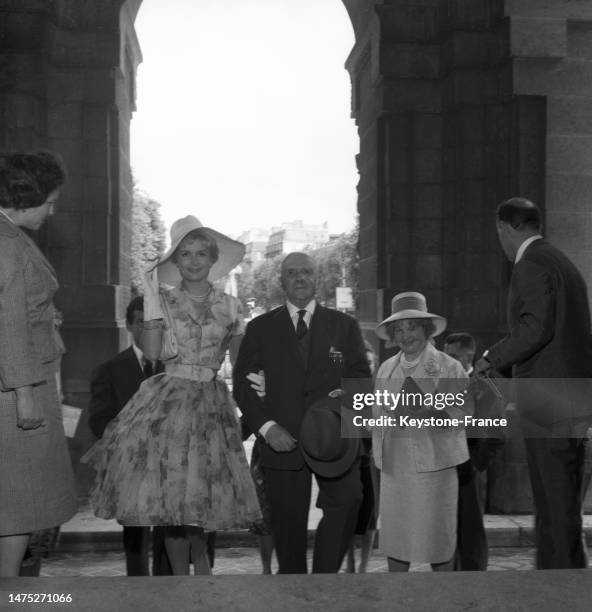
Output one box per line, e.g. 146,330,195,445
423,357,441,377
329,346,344,367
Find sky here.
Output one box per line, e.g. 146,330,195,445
131,0,358,241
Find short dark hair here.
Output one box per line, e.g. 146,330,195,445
497,197,542,232
126,296,144,325
171,228,219,263
24,150,67,198
444,332,476,351
0,150,66,210
0,153,45,209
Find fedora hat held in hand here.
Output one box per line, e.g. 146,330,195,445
300,397,360,478
375,291,447,346
150,215,245,285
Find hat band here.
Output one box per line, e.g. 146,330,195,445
393,296,427,313
304,440,348,462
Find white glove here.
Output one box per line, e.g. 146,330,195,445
142,267,164,320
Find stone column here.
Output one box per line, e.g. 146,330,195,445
508,0,592,288
344,0,548,353
0,0,142,485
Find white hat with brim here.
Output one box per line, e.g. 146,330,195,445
149,215,245,285
375,291,447,344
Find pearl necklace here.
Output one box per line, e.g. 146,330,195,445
183,284,212,301
400,352,422,369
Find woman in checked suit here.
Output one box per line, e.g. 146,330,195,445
0,152,77,576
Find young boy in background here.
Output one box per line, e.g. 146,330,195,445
444,333,505,571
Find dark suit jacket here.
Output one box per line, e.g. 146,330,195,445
487,239,592,429
233,304,371,470
88,346,161,438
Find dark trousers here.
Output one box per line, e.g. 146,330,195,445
455,460,488,571
524,438,588,569
263,460,362,574
123,526,172,576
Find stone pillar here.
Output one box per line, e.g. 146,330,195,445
343,0,592,511
495,0,592,512
507,0,592,290
344,0,547,351
0,0,142,487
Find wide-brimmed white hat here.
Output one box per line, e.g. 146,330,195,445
375,291,447,344
151,215,245,285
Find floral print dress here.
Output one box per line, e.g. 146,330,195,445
83,286,261,529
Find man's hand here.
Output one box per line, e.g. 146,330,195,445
16,386,45,430
247,370,265,398
474,356,492,375
265,423,297,452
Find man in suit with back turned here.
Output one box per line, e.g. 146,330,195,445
476,197,592,569
233,252,370,574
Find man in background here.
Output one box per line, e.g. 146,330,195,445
444,332,504,571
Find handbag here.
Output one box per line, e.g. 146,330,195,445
159,292,178,361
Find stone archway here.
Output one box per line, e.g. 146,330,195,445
2,0,592,509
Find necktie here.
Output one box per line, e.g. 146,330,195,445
143,359,154,378
296,310,308,340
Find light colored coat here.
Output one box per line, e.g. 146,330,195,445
372,342,470,473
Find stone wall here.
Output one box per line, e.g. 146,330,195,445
0,0,141,487
345,0,546,355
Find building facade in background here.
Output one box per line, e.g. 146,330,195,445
237,228,271,272
265,220,330,259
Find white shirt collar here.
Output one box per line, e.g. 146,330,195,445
131,343,145,369
286,299,316,328
0,209,16,224
515,235,543,263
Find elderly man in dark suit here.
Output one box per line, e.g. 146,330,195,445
476,197,592,569
88,296,172,576
233,252,370,574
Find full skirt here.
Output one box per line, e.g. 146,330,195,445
83,373,261,530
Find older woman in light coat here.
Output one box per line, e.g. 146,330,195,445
373,292,471,571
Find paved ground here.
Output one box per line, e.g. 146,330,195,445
39,546,550,577
43,438,592,577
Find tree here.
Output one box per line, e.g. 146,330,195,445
311,226,359,308
251,257,284,311
130,187,166,294
235,221,360,314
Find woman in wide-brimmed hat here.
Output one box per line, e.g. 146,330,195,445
373,292,471,572
83,216,261,575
